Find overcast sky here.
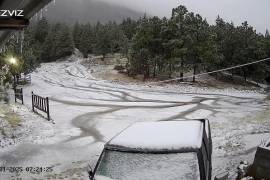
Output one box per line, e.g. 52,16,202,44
99,0,270,33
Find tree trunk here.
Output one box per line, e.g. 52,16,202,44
158,64,162,73
169,62,172,78
144,64,150,80
215,72,218,80
153,58,157,78
179,61,184,82
193,64,197,82
243,68,247,83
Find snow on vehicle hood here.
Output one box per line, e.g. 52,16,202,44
107,120,204,152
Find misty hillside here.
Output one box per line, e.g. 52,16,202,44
43,0,143,24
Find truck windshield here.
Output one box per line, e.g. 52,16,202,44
95,150,200,180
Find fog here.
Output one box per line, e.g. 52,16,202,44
98,0,270,33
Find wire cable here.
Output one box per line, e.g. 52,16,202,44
147,57,270,85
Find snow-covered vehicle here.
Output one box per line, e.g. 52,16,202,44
88,119,212,180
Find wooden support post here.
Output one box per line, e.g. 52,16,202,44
14,88,23,104
46,97,50,121
13,75,17,89
14,88,17,103
21,88,24,105
32,91,34,112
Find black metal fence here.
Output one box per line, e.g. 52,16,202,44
14,88,24,104
32,92,50,120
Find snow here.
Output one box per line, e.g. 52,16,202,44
108,121,203,151
95,176,115,180
96,151,200,180
186,109,213,119
0,103,54,148
201,100,215,105
0,55,269,179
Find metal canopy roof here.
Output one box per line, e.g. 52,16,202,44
0,0,52,45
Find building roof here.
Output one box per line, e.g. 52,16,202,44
106,120,204,153
0,0,52,44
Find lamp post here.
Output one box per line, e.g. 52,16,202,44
8,57,18,89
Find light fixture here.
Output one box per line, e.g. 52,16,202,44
9,57,17,65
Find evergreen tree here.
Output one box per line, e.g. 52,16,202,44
78,23,94,57
73,22,83,50
3,4,269,83
121,18,138,40
95,23,111,59
34,17,49,43
42,23,74,61
22,27,38,72
169,5,189,80
265,29,270,38
130,15,152,78
54,23,74,60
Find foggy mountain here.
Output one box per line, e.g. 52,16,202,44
43,0,143,24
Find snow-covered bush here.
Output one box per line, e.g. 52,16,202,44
0,65,10,103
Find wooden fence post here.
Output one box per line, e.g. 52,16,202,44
21,88,24,105
14,88,23,105
32,91,34,112
14,89,17,103
46,97,50,121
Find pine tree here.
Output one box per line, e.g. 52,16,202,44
43,23,74,61
265,29,270,38
34,17,49,43
169,5,189,80
121,18,138,40
95,23,111,59
22,27,38,72
55,24,74,59
73,22,82,50
79,23,94,57
130,15,152,78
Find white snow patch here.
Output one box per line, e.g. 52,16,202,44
243,133,270,150
96,104,197,141
186,109,213,119
65,136,95,147
201,100,215,105
108,121,203,151
95,176,115,180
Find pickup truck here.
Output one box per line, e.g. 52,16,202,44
88,119,215,180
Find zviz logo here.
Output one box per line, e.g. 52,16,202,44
0,10,24,17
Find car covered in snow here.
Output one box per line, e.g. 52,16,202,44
88,119,212,180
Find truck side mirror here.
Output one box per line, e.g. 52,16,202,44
214,172,229,180
87,164,94,179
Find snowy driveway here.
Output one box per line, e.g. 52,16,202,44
1,59,269,179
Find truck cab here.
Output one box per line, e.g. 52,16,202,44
89,119,212,180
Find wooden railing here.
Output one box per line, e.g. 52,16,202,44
14,88,24,104
32,92,50,120
15,74,31,86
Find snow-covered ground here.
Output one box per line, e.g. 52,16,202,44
0,57,269,179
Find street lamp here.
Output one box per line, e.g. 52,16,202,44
8,57,17,65
6,56,18,89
